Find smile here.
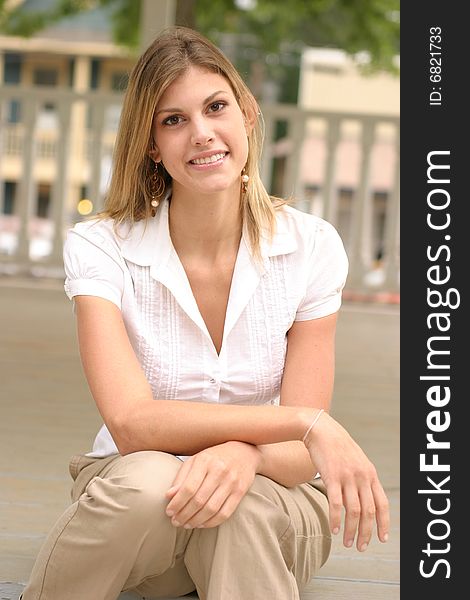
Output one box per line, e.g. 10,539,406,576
189,152,227,165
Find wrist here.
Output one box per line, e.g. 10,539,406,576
226,440,262,471
296,407,316,439
297,407,325,448
255,444,267,475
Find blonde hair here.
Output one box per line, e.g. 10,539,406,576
101,26,283,256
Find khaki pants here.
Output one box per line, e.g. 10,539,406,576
22,451,331,600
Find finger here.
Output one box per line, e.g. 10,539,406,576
173,475,223,527
165,459,193,498
171,463,230,526
184,482,231,528
325,480,343,536
342,485,361,549
372,479,390,543
197,489,242,528
166,488,179,502
166,462,207,519
356,485,376,552
175,456,243,526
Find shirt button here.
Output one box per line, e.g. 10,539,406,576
209,378,216,384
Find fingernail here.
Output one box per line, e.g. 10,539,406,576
382,533,389,542
360,542,368,552
184,524,193,530
345,539,353,548
172,519,180,527
332,527,340,535
166,510,174,517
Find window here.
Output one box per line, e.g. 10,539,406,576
337,188,355,248
36,184,51,218
33,69,58,86
6,100,21,124
68,58,75,87
37,103,58,131
4,53,22,84
90,59,101,89
2,181,16,215
373,191,389,260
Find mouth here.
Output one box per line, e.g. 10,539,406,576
189,152,228,166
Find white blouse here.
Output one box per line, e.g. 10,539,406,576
63,198,349,457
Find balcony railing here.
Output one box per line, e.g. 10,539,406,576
0,84,399,295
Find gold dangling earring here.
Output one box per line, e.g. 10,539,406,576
241,167,249,194
150,161,165,216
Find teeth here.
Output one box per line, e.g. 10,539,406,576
191,153,226,165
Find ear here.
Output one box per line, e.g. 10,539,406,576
243,103,258,135
149,147,161,163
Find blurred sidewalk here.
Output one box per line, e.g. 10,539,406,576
0,277,399,599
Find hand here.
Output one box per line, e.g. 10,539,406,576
303,410,390,552
165,441,261,529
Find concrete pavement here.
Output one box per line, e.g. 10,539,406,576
0,276,399,599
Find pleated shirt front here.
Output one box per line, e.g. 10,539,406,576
63,198,348,457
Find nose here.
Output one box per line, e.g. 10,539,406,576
190,117,214,146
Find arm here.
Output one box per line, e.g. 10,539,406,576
258,312,389,552
75,295,309,455
76,295,389,549
74,294,309,531
256,312,338,487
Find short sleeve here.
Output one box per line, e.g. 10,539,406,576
295,221,349,321
63,229,124,309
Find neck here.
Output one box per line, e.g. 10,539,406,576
168,184,243,262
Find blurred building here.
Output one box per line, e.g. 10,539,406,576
0,0,132,258
266,48,399,261
0,2,399,293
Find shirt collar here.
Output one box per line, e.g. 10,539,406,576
119,194,298,269
119,189,172,268
260,205,298,259
120,195,298,354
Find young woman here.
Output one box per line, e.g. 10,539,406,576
22,26,389,600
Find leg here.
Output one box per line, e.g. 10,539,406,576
183,475,332,600
22,451,196,600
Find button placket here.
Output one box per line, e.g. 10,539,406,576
217,346,228,402
202,338,221,401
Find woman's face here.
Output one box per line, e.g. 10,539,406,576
151,66,251,198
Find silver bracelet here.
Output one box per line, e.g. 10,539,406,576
302,408,325,443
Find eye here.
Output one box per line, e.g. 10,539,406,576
208,101,227,113
162,114,183,126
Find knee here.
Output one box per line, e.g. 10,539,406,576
83,451,181,528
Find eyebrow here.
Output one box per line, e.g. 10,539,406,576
155,90,230,115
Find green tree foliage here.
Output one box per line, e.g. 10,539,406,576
0,0,141,48
196,0,399,74
0,0,398,104
0,0,399,72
